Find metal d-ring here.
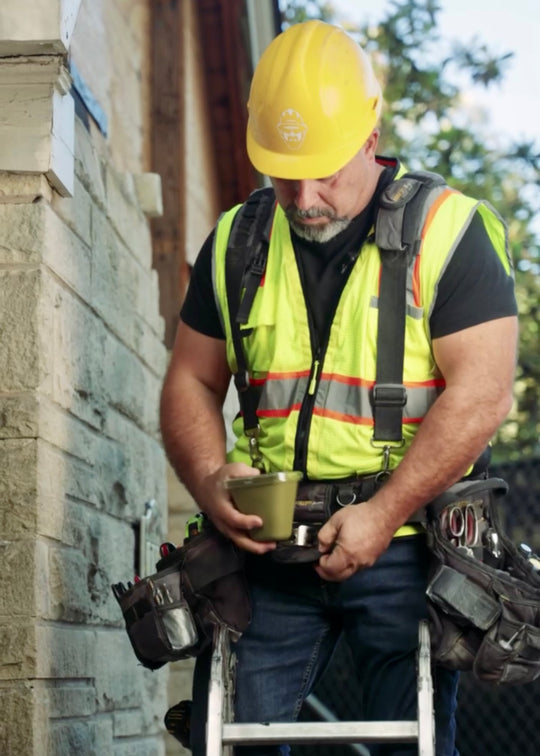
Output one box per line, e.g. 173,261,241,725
336,486,357,507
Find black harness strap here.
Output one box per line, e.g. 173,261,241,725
225,187,275,432
372,171,446,442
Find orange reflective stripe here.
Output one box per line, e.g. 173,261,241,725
314,407,373,425
421,188,457,240
412,188,458,307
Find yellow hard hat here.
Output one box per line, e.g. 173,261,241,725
247,20,382,180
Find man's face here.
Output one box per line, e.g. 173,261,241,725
270,130,380,243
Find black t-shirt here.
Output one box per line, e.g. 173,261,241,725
181,175,517,342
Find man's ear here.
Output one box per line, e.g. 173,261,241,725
364,129,380,159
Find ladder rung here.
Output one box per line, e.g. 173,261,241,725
222,721,419,745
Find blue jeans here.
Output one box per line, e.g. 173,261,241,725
191,535,459,756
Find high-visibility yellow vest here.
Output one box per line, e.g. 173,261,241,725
212,179,511,479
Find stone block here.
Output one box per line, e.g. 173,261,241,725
49,719,100,756
0,202,46,265
36,440,101,525
113,737,165,756
38,272,105,428
37,514,138,626
45,681,96,718
100,410,167,522
89,208,166,354
0,684,37,755
0,622,37,679
103,164,152,269
101,329,163,435
73,118,106,208
51,174,93,248
44,544,96,623
0,269,40,391
0,392,38,439
113,710,145,738
132,312,167,372
0,538,37,618
49,716,114,756
133,173,163,218
37,395,99,468
34,624,96,680
0,438,38,538
0,172,52,204
93,629,162,711
41,200,92,301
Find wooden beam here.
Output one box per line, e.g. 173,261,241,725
149,0,185,348
196,0,257,209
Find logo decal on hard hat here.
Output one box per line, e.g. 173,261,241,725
277,109,307,151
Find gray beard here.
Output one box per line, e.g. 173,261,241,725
286,207,351,243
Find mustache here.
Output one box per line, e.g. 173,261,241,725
285,205,339,222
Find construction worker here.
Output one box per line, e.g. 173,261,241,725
160,20,518,756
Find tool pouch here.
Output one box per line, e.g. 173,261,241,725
426,478,540,685
112,522,251,670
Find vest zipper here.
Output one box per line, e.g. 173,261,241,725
308,359,320,395
293,344,321,473
292,243,359,475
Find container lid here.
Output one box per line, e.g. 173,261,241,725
225,471,303,490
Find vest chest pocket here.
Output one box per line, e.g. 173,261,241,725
239,323,276,374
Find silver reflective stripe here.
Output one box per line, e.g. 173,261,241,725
258,375,310,414
321,379,438,422
256,374,440,422
370,295,423,320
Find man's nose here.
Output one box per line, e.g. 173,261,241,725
293,180,320,210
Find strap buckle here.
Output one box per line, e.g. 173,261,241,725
370,383,407,408
234,369,250,393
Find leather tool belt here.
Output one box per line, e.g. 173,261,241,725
272,475,425,564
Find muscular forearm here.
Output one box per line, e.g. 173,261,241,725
160,368,228,505
370,380,513,533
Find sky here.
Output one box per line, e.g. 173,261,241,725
330,0,540,147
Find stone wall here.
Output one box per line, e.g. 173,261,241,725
0,1,169,754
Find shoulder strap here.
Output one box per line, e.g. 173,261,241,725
371,171,447,444
225,187,275,438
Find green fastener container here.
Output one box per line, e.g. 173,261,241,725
225,471,303,541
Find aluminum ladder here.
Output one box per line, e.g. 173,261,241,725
206,620,435,755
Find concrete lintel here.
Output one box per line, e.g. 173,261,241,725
0,56,75,197
0,0,82,56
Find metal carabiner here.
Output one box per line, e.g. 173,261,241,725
245,426,266,473
375,445,392,484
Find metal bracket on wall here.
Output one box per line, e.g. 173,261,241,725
137,499,162,578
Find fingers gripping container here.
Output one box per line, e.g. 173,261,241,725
225,471,303,541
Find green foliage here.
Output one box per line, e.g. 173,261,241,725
279,0,539,460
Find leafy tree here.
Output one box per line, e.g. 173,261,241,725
279,0,539,461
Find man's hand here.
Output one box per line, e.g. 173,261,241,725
315,501,396,581
201,462,278,555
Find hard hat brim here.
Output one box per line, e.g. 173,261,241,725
247,127,369,180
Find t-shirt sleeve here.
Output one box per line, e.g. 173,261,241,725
180,229,226,339
429,211,518,339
